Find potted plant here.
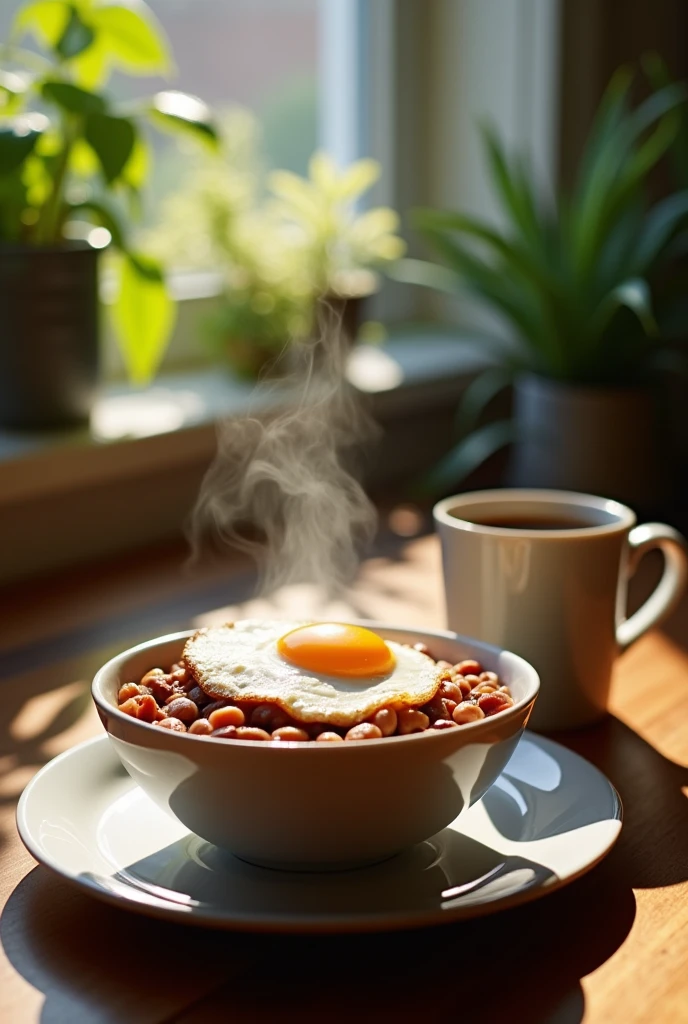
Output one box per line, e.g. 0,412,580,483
394,71,688,507
268,152,405,345
146,128,405,378
0,0,217,428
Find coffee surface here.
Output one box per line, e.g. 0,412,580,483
458,513,590,530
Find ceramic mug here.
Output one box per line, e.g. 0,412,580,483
433,489,688,731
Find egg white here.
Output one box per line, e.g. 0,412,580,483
183,620,442,726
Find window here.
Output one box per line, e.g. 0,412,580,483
114,0,319,225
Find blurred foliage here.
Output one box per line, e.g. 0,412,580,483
146,111,405,370
0,0,218,383
391,68,688,492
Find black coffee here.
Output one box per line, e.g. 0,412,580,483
459,513,590,531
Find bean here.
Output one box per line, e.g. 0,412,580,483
480,671,499,684
439,680,463,703
140,668,166,687
456,660,483,676
422,694,452,722
157,717,187,732
212,725,238,739
165,697,198,724
345,723,383,741
436,660,453,671
316,731,344,742
117,697,140,718
452,702,485,724
250,704,291,732
472,682,499,695
132,694,159,723
397,708,430,734
189,719,214,736
169,665,189,686
234,727,272,741
147,676,175,703
271,727,310,742
463,675,482,687
118,682,141,703
477,692,512,716
413,642,432,657
187,686,207,705
208,706,245,730
431,719,458,730
202,700,233,719
370,707,397,736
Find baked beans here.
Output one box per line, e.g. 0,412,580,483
116,648,514,740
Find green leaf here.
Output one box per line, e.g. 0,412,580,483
0,70,30,115
69,37,108,89
409,223,553,361
574,67,632,206
419,420,517,497
84,112,136,183
13,1,70,47
480,125,542,248
336,157,380,200
66,196,127,248
149,90,219,147
414,208,562,304
454,367,513,438
69,136,99,176
635,191,688,269
572,81,686,277
42,80,106,114
0,113,47,176
120,133,149,189
589,277,658,344
56,5,95,59
112,253,176,384
644,54,688,186
90,2,172,74
387,256,462,295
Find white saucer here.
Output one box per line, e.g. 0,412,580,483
17,732,622,933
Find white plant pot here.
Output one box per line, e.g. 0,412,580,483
508,374,669,506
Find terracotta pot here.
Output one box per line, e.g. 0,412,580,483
508,374,670,506
0,241,99,429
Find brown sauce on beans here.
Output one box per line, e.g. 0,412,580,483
116,647,514,739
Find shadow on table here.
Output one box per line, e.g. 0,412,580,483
0,867,266,1024
1,855,634,1024
550,715,688,889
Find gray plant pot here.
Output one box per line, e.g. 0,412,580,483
508,373,670,506
0,241,100,430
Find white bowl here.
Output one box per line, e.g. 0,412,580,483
92,624,539,870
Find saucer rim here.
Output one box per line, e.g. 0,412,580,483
16,733,623,934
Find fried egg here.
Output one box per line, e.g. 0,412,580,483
183,620,441,726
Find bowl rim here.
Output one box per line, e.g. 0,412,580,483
92,621,540,749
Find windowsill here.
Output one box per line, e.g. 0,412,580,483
0,331,491,585
0,333,490,506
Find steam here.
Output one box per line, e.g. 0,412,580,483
189,304,378,596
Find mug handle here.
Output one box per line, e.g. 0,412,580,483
617,523,688,651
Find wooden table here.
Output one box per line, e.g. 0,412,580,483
0,532,686,1024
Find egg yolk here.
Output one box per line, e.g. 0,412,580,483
277,623,396,678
